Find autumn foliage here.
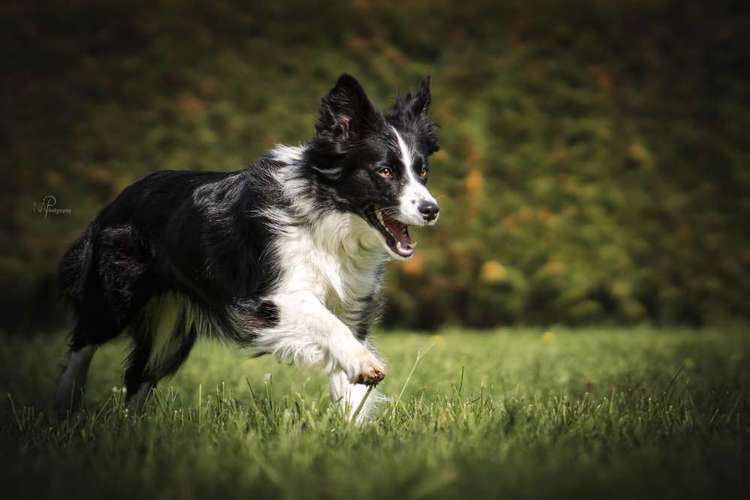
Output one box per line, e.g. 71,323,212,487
2,0,748,331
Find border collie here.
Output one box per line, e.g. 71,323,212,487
56,74,440,422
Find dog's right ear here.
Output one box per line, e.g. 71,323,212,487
316,74,381,142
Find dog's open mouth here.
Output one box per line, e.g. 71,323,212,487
365,206,414,258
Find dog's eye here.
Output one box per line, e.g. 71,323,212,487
418,166,429,178
378,167,394,178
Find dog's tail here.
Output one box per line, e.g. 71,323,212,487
58,224,96,311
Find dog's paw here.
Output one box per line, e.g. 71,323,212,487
347,352,386,386
355,362,386,386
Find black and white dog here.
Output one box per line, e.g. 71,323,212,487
56,74,440,421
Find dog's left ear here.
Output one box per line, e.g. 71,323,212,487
316,74,381,142
389,76,439,154
390,76,431,120
405,76,432,117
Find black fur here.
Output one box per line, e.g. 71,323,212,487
56,74,439,414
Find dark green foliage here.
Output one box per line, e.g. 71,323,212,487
2,0,749,329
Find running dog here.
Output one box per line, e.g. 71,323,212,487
56,74,440,421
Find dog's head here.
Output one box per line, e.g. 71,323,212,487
307,74,440,260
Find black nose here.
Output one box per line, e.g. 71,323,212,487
418,200,440,221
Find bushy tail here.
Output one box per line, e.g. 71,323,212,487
58,225,95,309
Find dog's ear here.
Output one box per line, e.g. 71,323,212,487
405,76,432,117
316,74,381,142
388,76,439,154
391,76,431,119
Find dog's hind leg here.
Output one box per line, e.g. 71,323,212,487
56,224,152,417
124,339,154,413
124,334,196,413
55,342,98,417
124,293,198,413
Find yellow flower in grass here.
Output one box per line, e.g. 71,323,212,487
542,330,557,344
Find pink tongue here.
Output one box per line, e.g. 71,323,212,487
385,219,412,249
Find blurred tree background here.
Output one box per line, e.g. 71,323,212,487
1,0,749,332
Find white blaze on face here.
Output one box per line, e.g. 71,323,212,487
391,127,438,226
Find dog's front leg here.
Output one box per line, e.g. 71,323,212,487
328,369,385,423
254,292,386,385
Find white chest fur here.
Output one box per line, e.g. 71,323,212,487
271,211,386,321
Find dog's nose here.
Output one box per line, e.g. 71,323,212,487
418,200,440,221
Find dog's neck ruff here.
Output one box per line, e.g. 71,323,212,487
265,144,387,312
266,144,381,251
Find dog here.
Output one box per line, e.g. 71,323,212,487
55,74,440,422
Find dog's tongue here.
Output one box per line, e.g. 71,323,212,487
385,218,413,253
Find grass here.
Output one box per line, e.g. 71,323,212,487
1,327,748,500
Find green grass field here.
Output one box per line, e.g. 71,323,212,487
1,328,748,500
